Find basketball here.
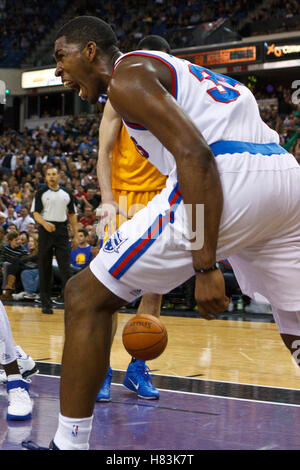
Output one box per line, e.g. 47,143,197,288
122,314,168,361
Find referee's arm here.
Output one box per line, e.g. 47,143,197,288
31,190,56,232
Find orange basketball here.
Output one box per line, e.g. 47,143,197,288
122,314,168,361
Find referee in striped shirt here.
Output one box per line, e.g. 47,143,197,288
31,167,79,314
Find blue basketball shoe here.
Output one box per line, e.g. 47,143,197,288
96,366,112,402
123,360,159,400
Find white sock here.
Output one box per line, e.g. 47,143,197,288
7,374,22,382
53,413,93,450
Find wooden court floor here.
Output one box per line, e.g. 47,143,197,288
5,303,300,390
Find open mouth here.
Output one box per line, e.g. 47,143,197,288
63,80,87,100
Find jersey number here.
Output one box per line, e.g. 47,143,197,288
189,64,240,103
131,136,149,159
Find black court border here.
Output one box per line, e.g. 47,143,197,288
36,361,300,407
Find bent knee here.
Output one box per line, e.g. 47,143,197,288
64,268,125,317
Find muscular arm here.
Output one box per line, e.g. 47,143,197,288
108,56,223,270
108,56,228,317
97,99,122,203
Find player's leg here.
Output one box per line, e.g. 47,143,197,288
280,334,300,358
37,229,54,313
97,190,162,401
0,301,32,420
1,345,38,382
53,267,126,449
120,190,163,398
96,184,191,405
271,308,300,367
95,311,117,402
97,293,162,402
54,225,71,301
121,293,162,400
25,183,194,450
136,293,162,318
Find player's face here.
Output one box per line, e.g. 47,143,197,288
54,36,107,104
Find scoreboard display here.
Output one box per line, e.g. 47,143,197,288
177,46,257,67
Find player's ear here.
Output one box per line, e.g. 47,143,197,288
84,41,97,62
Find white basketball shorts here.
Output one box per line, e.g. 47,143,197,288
90,142,300,318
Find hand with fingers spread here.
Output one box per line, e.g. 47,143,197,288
194,268,229,320
95,201,128,239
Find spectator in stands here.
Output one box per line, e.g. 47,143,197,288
0,226,5,248
12,235,40,301
27,222,38,235
1,233,38,300
80,187,101,211
0,211,6,229
79,206,96,228
4,204,18,227
15,206,35,232
70,228,94,273
19,231,29,250
0,231,27,298
7,223,18,233
52,228,94,302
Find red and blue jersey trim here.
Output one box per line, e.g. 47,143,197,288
125,52,178,99
124,121,147,131
108,183,182,280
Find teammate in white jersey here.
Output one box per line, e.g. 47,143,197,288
23,15,300,450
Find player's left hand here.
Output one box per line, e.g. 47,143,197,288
194,269,229,320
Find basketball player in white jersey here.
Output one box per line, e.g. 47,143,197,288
22,16,300,449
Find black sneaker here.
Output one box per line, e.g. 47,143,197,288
52,297,64,306
22,439,60,450
42,305,53,314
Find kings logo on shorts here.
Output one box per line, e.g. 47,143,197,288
103,230,128,254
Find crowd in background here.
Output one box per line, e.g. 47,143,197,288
1,0,298,68
0,0,68,67
0,113,102,299
0,81,299,304
1,0,300,307
74,0,261,54
240,0,300,36
256,84,300,162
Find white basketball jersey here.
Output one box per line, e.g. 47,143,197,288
113,51,293,180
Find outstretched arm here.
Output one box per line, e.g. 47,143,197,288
96,99,127,237
97,99,121,204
